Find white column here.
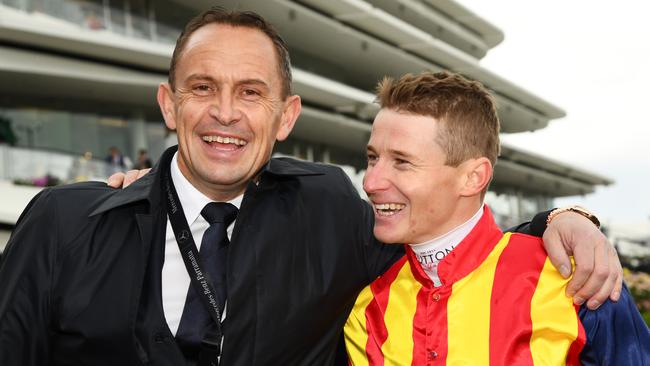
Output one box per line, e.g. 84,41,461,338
128,117,148,164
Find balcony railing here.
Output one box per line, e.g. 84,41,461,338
1,0,183,45
0,143,114,184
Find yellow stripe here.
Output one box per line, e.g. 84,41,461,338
381,263,422,366
447,233,510,364
529,258,578,365
345,284,374,366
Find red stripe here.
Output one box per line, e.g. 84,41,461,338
410,284,429,365
431,286,450,364
489,234,547,365
405,246,451,364
565,304,586,366
437,206,503,285
364,255,408,365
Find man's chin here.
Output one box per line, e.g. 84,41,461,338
373,229,405,245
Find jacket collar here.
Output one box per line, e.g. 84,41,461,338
89,148,323,216
262,157,325,177
89,146,176,216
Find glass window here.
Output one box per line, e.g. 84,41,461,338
6,108,45,149
3,0,27,11
97,117,132,159
55,0,87,27
69,113,100,156
28,0,63,18
2,107,134,159
153,1,193,44
72,0,107,30
127,0,151,40
31,110,72,152
33,0,107,30
144,122,167,164
107,0,127,36
4,0,192,44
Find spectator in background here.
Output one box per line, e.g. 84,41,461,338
134,149,153,169
105,146,126,168
83,11,105,30
105,146,132,175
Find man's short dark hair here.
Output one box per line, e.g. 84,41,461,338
376,71,500,167
168,7,293,98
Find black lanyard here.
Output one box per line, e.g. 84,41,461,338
164,167,224,365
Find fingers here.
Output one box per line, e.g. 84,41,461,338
568,235,609,308
106,169,151,188
136,168,151,180
564,236,594,301
584,261,616,310
543,229,573,279
609,245,623,302
106,173,126,188
611,271,623,302
544,209,623,309
123,170,141,188
582,246,619,309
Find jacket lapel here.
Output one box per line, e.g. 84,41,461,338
89,146,177,217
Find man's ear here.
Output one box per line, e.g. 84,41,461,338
157,83,177,130
276,95,302,141
459,157,493,197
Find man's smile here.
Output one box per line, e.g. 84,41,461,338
373,202,406,216
201,134,247,146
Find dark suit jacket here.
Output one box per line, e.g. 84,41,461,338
0,146,403,365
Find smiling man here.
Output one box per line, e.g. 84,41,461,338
344,72,650,365
158,21,300,202
0,8,625,366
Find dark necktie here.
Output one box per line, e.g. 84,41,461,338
175,202,238,361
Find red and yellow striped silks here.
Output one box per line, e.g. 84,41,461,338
345,207,585,365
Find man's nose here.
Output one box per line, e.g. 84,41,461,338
209,91,242,125
363,162,390,194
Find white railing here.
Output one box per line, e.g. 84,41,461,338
0,144,111,183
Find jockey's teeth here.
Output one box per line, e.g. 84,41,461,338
202,136,247,146
374,203,405,215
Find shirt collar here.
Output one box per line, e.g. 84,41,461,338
405,204,504,287
170,152,243,226
409,205,484,251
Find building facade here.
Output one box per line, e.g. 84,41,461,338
0,0,612,251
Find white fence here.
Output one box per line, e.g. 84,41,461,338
0,144,111,183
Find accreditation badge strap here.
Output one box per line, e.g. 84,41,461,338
164,167,224,365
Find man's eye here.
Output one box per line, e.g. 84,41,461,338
241,89,261,98
192,84,213,95
367,154,378,165
394,158,412,168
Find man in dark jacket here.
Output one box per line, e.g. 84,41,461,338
0,8,622,366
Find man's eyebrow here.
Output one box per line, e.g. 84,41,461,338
388,148,416,160
235,78,270,89
184,73,216,83
367,143,413,156
182,75,270,89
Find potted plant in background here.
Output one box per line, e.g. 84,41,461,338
0,116,17,146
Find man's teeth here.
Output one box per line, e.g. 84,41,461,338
202,135,247,146
374,203,406,216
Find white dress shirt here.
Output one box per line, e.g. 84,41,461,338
162,153,242,335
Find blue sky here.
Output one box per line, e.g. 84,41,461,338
460,0,650,227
